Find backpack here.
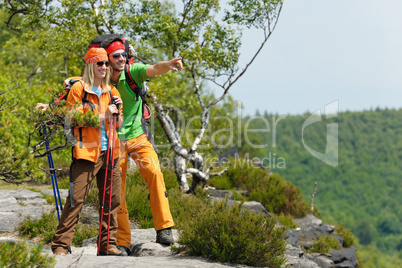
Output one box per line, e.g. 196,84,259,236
89,34,134,64
49,77,98,112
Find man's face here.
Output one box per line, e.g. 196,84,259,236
109,49,127,72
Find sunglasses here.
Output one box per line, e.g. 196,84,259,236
112,52,128,59
96,61,110,67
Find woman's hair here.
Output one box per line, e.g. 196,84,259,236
82,62,111,91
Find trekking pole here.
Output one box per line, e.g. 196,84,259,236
42,125,72,254
106,114,118,254
42,125,64,221
97,115,114,256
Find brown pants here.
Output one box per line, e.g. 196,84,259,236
51,151,121,253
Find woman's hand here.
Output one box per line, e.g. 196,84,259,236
105,104,119,119
112,96,122,107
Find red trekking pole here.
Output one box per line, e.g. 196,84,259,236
97,111,116,255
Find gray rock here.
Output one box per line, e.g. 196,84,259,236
81,236,98,247
333,261,356,268
41,189,69,201
285,229,300,247
212,198,269,217
130,228,179,245
282,244,320,268
80,205,99,225
132,242,173,257
294,215,336,247
207,189,234,199
0,190,52,233
242,201,269,216
294,215,323,227
307,253,334,268
321,223,336,234
331,246,358,267
297,240,315,249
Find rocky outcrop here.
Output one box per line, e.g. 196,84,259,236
287,215,358,268
0,189,358,268
0,189,55,233
208,189,359,268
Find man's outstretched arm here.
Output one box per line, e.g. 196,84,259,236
146,58,183,77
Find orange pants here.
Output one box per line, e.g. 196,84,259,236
117,134,174,248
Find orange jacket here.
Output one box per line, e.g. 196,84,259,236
65,80,122,163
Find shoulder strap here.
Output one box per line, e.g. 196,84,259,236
79,81,95,110
108,90,113,105
125,64,144,101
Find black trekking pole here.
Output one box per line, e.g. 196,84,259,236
42,125,72,253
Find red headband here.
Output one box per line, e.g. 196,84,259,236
105,41,125,55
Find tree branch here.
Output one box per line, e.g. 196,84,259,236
150,94,189,159
223,1,284,91
310,181,317,213
91,1,106,35
173,0,194,57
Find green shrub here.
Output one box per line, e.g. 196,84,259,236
84,182,99,209
17,211,58,242
305,234,341,254
276,213,297,230
57,177,70,189
169,187,210,230
42,193,65,205
209,161,311,217
73,223,99,247
17,211,98,246
126,180,153,228
0,240,55,268
208,175,233,190
335,222,355,247
173,199,287,267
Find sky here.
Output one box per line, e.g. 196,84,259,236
229,0,402,116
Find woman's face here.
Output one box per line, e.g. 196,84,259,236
93,61,109,81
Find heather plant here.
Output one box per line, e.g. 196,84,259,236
335,222,355,247
173,199,287,267
305,234,341,254
17,211,97,246
0,240,55,268
42,193,65,206
276,213,297,230
209,161,311,217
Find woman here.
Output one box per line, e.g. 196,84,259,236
51,47,126,256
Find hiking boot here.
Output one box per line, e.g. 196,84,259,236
98,246,128,256
117,245,131,256
156,227,174,245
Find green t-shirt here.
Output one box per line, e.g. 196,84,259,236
115,63,150,141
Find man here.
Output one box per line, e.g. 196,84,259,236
100,37,183,255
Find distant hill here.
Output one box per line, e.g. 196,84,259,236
243,108,402,255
